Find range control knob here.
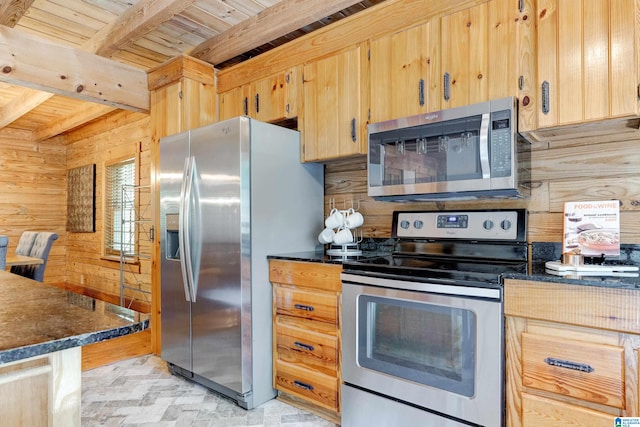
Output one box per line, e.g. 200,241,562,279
501,219,512,231
400,220,410,229
483,219,494,230
413,220,424,229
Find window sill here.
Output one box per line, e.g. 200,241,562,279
100,256,142,273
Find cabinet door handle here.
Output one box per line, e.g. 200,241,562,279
294,341,315,352
541,81,550,115
243,97,248,115
294,303,314,312
544,357,594,373
255,94,260,113
443,72,451,101
293,380,314,391
418,79,425,106
350,118,357,142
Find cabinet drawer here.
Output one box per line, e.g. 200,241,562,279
275,315,338,376
274,286,338,324
269,260,342,292
275,359,339,412
522,332,624,409
522,393,612,427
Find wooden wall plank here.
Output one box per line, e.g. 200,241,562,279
0,134,66,283
64,110,151,304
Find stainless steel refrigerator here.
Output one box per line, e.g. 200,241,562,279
159,117,324,409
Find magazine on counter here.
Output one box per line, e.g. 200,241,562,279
563,200,620,257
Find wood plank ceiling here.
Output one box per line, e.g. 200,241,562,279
0,0,387,141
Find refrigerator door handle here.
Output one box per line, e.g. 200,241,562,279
188,158,202,302
179,156,193,302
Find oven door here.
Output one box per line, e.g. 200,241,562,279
341,273,503,427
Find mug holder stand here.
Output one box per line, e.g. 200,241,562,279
326,242,362,256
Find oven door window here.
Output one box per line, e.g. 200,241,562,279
357,295,475,397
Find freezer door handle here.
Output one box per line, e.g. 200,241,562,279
181,156,202,303
178,156,192,302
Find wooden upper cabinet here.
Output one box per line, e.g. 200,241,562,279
219,67,301,123
219,85,250,120
252,66,301,122
369,21,440,123
440,0,522,109
301,45,368,162
526,0,639,130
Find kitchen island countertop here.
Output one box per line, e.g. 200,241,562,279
0,270,149,365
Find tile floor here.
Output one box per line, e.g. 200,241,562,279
81,355,337,427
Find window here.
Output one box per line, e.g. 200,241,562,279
104,158,136,258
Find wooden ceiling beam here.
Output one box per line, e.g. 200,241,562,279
189,0,369,65
90,0,199,58
1,0,196,135
0,0,35,27
0,26,149,112
33,104,117,142
0,88,53,128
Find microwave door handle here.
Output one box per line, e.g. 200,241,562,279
479,113,491,179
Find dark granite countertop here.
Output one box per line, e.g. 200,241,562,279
268,239,396,265
270,242,640,291
504,262,640,290
0,270,149,365
267,250,387,264
506,242,640,290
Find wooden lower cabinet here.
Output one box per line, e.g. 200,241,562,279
505,279,640,426
522,393,613,427
0,347,81,427
269,259,342,424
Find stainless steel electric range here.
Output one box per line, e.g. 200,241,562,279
341,209,527,427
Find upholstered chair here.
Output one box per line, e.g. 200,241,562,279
10,231,39,277
14,231,38,256
0,235,8,271
21,232,59,282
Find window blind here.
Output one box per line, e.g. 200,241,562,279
104,158,135,256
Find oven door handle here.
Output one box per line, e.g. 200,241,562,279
479,112,491,179
340,272,501,300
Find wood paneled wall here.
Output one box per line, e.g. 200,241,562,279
64,110,151,310
325,131,640,244
0,131,66,283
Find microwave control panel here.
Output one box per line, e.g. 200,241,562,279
489,109,512,178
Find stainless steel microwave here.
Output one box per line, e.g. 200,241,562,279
367,97,530,201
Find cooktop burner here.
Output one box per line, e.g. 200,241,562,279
343,209,528,285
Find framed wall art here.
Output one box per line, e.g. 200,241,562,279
67,164,96,232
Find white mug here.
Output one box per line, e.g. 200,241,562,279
333,226,353,245
345,209,364,229
317,227,335,244
325,208,344,229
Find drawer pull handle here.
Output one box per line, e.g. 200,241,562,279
294,304,314,312
294,341,315,352
294,380,314,391
544,357,594,373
